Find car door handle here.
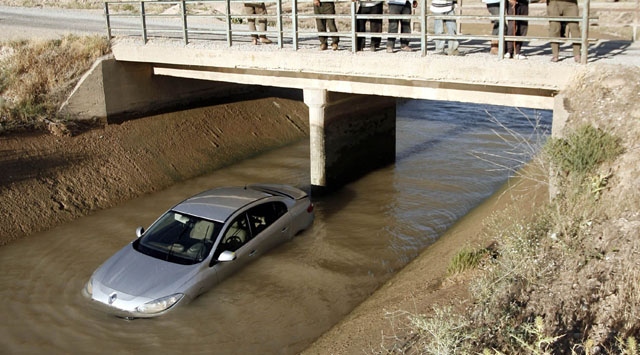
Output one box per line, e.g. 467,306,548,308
281,227,288,233
249,250,257,257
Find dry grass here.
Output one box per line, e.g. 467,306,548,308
381,118,640,353
0,34,110,134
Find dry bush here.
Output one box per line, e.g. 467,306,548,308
0,34,110,133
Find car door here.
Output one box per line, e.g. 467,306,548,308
206,212,254,285
246,201,291,254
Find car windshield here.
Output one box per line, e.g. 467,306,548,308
133,211,223,265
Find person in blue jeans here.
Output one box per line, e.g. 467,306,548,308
430,0,459,55
386,0,418,52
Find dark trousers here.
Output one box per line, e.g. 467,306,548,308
507,0,528,55
356,3,383,50
314,2,339,45
387,2,412,47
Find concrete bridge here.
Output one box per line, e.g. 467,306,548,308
60,0,640,192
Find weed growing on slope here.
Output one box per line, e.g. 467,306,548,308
384,121,635,353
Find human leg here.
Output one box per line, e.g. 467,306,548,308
547,1,561,60
314,4,328,46
254,3,268,40
399,3,412,48
325,2,339,45
434,18,445,52
444,9,459,53
370,3,383,49
387,4,402,49
514,2,528,55
562,1,581,57
506,1,516,56
356,6,367,50
243,4,258,41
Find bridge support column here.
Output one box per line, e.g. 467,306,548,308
303,89,396,194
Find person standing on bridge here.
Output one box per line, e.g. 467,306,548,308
505,0,528,60
386,0,418,52
355,0,384,51
544,0,581,62
430,0,460,55
243,2,273,45
313,0,340,51
482,0,504,55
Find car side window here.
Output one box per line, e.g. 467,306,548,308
220,214,250,252
247,201,288,236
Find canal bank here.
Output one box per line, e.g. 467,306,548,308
0,88,309,246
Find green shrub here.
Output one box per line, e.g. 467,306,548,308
447,247,489,275
545,125,623,177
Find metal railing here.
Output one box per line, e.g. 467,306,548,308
104,0,597,63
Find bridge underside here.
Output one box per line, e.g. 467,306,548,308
60,47,573,192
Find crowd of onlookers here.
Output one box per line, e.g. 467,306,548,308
243,0,583,62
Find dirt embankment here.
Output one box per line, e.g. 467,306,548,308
303,64,640,353
0,91,309,245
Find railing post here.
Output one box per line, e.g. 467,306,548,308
498,0,505,59
351,1,358,53
181,0,188,45
277,0,284,48
140,1,148,44
421,0,427,56
580,0,590,64
292,0,299,50
104,2,112,40
226,0,232,46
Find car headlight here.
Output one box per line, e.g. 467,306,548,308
136,294,183,315
83,279,93,298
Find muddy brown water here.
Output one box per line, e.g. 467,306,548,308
0,99,551,354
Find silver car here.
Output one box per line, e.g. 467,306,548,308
83,184,314,318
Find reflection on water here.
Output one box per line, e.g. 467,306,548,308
0,100,551,354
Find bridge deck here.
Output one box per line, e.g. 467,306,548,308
111,37,640,110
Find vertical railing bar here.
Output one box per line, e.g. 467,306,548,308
226,0,232,46
351,1,357,53
580,0,590,64
104,2,112,40
182,0,189,45
277,0,284,48
292,0,299,50
421,0,427,56
141,1,147,44
498,0,505,59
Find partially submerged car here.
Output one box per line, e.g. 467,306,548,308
84,184,314,318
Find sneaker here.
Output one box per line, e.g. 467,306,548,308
320,43,328,51
386,46,394,53
260,37,272,44
331,43,338,51
551,56,559,62
432,49,446,55
515,53,527,60
251,38,258,45
401,45,412,52
505,52,513,59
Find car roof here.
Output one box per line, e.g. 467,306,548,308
172,186,273,222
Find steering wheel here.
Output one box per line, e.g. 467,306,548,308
224,236,243,250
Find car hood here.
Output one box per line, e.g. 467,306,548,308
93,244,200,299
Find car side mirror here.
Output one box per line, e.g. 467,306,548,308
217,250,237,262
136,226,145,238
